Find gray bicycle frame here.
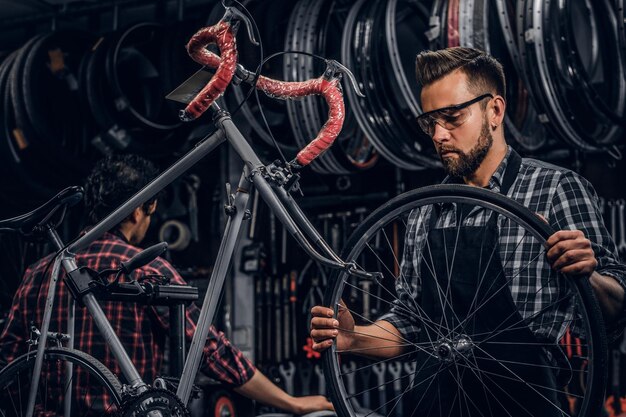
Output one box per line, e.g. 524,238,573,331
26,104,369,415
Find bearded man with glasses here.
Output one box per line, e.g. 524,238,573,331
311,47,626,416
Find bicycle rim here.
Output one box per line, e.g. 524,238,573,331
0,347,123,417
323,184,606,417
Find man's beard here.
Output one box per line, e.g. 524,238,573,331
438,118,493,178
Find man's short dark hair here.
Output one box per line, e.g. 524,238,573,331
84,154,160,226
415,47,506,102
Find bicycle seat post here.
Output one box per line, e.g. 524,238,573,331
44,222,67,252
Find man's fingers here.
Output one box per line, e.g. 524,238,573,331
311,317,339,330
311,305,334,318
545,230,584,248
551,248,596,269
560,260,597,276
312,339,334,352
311,329,339,342
546,236,591,262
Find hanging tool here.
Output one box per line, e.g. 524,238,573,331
342,362,360,410
300,361,313,395
289,269,298,357
314,363,326,395
184,174,201,242
372,362,388,414
279,361,296,396
388,361,403,416
255,276,263,366
361,366,372,409
282,273,291,360
274,276,282,364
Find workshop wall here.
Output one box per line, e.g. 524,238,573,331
0,0,624,416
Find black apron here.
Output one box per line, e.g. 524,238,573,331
409,150,562,417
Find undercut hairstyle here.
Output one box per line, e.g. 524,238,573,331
84,154,160,226
415,47,506,104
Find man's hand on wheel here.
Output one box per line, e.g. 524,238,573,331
310,304,355,352
546,230,598,277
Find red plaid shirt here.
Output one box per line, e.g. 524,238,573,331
0,231,255,410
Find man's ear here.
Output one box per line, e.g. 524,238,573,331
127,206,143,225
490,95,506,129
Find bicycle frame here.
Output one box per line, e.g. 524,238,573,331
26,103,372,415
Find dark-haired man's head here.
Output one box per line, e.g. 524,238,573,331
415,47,507,183
84,154,159,244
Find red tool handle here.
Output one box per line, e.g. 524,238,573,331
182,18,345,168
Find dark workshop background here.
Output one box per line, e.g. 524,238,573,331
0,0,625,416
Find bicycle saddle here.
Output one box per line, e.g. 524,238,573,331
0,186,83,236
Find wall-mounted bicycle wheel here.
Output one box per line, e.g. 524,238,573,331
323,185,606,417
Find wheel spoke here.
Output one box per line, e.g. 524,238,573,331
324,187,604,417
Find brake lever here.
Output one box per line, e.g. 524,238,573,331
222,6,259,46
323,59,365,98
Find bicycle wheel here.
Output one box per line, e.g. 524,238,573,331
323,184,606,417
0,347,123,416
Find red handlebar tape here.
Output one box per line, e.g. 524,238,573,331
182,21,238,121
183,21,345,167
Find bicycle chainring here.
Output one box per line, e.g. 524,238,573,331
120,387,190,417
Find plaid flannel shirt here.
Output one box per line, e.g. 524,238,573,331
381,146,626,344
0,231,255,407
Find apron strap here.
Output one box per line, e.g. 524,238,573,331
500,148,522,196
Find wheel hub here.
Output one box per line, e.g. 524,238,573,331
435,335,473,363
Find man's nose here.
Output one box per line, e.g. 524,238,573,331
432,123,451,144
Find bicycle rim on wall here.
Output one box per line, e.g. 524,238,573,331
342,0,441,171
284,0,379,174
519,0,624,154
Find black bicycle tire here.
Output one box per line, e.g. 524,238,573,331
21,30,97,176
85,33,131,153
314,0,379,172
380,0,440,169
7,35,67,188
523,0,603,152
226,0,300,155
302,0,371,175
367,1,439,170
322,184,607,417
283,0,331,174
362,0,428,170
105,23,181,133
560,0,626,133
0,346,123,416
549,0,625,147
0,51,58,204
293,0,341,174
470,0,550,153
341,0,411,171
9,35,45,163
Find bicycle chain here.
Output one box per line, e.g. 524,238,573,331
120,387,190,417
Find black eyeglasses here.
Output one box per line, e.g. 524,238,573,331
416,93,494,137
